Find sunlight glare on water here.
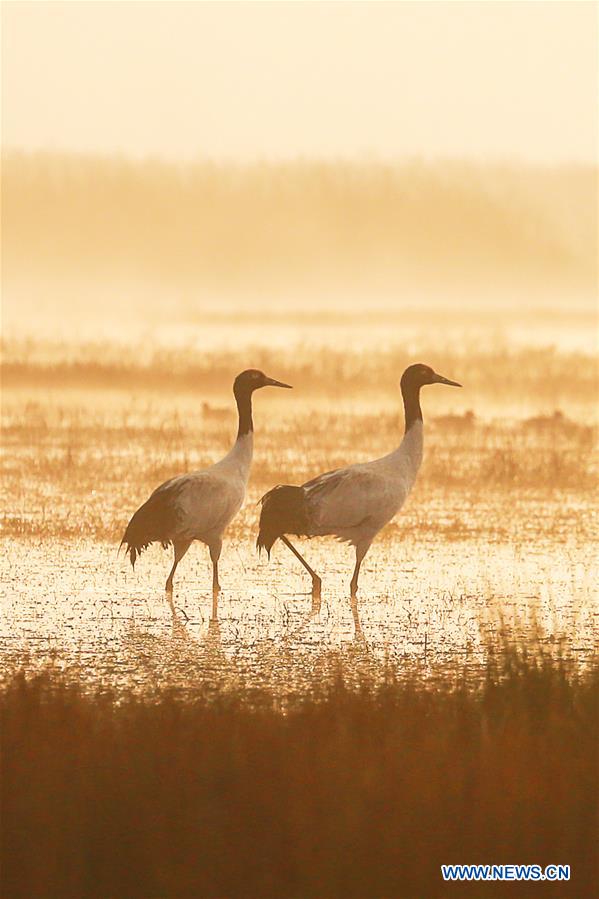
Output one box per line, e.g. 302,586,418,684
1,527,596,696
1,309,597,694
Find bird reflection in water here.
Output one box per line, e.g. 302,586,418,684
351,595,366,646
165,593,227,683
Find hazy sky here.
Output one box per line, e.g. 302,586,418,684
2,1,597,163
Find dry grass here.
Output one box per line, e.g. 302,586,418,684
3,338,597,404
1,649,596,899
1,350,596,543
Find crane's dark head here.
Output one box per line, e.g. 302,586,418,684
234,369,293,397
401,363,462,392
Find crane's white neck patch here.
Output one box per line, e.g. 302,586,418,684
390,419,423,487
402,418,423,451
228,432,254,481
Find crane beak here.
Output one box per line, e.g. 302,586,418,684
432,373,462,387
264,376,293,389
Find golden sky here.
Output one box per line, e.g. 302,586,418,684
2,1,597,163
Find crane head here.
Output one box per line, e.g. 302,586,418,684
401,363,462,390
234,369,293,395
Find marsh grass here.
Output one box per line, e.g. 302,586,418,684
1,373,596,541
1,648,597,898
3,339,598,405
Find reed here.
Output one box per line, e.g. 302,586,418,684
1,648,596,898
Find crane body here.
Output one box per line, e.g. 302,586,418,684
122,369,291,597
257,364,461,597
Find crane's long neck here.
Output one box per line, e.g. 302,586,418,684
401,381,422,434
386,380,423,487
217,386,254,481
235,388,253,440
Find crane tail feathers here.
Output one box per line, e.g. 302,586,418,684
257,485,310,556
120,537,162,570
121,489,177,571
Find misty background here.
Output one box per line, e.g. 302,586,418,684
1,1,597,340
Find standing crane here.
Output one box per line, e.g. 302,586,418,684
257,363,461,598
122,369,291,600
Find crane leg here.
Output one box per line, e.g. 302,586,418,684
350,543,370,599
209,540,222,619
281,536,322,597
165,539,192,593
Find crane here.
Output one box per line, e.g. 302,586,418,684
122,369,291,598
257,363,461,598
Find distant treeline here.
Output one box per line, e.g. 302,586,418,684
3,152,596,299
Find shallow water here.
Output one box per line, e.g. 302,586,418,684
2,526,596,697
2,317,597,696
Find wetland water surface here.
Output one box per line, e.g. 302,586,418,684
2,355,596,695
2,321,597,695
1,532,596,697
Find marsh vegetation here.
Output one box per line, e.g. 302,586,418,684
2,649,597,899
2,154,597,897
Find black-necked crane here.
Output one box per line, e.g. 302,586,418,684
257,363,461,598
121,369,291,600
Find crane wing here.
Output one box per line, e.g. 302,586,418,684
165,471,244,539
122,470,243,554
122,474,187,550
303,466,400,534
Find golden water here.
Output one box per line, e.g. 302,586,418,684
2,317,597,694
